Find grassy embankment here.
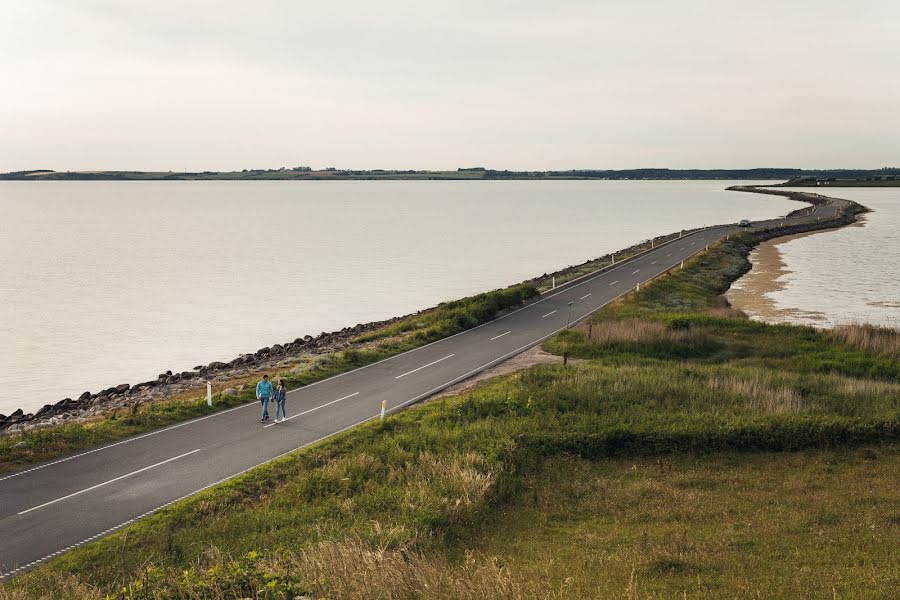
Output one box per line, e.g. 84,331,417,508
3,201,898,598
0,223,691,473
0,285,538,473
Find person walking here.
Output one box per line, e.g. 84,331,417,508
274,378,287,423
256,374,274,423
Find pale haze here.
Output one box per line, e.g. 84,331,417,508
2,0,898,171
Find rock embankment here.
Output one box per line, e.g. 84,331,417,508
0,315,413,433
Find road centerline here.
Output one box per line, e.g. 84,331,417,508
579,293,592,300
609,280,619,286
395,354,454,379
489,331,511,341
264,392,360,428
17,449,203,515
541,310,557,318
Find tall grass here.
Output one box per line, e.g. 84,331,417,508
829,323,900,359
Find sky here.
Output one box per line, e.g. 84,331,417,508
1,0,898,171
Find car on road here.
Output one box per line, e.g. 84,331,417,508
739,219,751,227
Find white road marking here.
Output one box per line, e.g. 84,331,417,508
579,293,592,300
650,260,657,265
667,253,672,257
264,392,360,428
680,247,685,250
0,402,251,483
395,354,454,379
609,280,619,286
631,269,640,274
541,310,557,318
489,331,511,341
17,449,202,515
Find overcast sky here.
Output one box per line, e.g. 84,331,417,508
2,1,898,171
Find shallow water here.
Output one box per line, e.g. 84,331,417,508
1,180,795,414
730,188,900,329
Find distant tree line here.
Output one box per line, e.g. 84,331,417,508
3,167,900,181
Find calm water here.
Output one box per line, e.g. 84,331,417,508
1,180,795,415
735,187,900,328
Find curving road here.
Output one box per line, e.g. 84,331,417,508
0,191,848,579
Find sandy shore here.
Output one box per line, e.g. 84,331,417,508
726,218,866,325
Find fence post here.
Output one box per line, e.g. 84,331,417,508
380,399,386,421
552,276,556,289
206,381,212,407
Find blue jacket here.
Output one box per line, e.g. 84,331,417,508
256,380,274,400
275,387,286,402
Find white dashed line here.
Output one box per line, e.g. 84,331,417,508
609,280,619,286
395,354,454,379
263,392,360,428
632,270,640,274
0,403,251,483
579,293,592,300
17,449,202,515
541,310,557,318
489,331,511,341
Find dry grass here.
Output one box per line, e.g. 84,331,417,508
836,376,900,397
707,373,803,413
286,541,522,599
829,323,900,359
404,452,496,525
704,306,748,319
583,319,705,345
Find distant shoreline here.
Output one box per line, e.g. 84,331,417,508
2,167,899,182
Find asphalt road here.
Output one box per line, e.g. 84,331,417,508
0,193,847,579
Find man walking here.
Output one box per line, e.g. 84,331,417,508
256,374,274,423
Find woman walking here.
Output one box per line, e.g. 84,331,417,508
274,378,287,423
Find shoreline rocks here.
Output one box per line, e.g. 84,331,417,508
0,312,415,434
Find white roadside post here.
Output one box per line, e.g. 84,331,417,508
567,300,574,328
552,276,556,289
680,260,684,270
206,381,212,407
380,399,386,421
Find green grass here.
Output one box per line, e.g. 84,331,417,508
464,448,899,598
4,199,897,598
